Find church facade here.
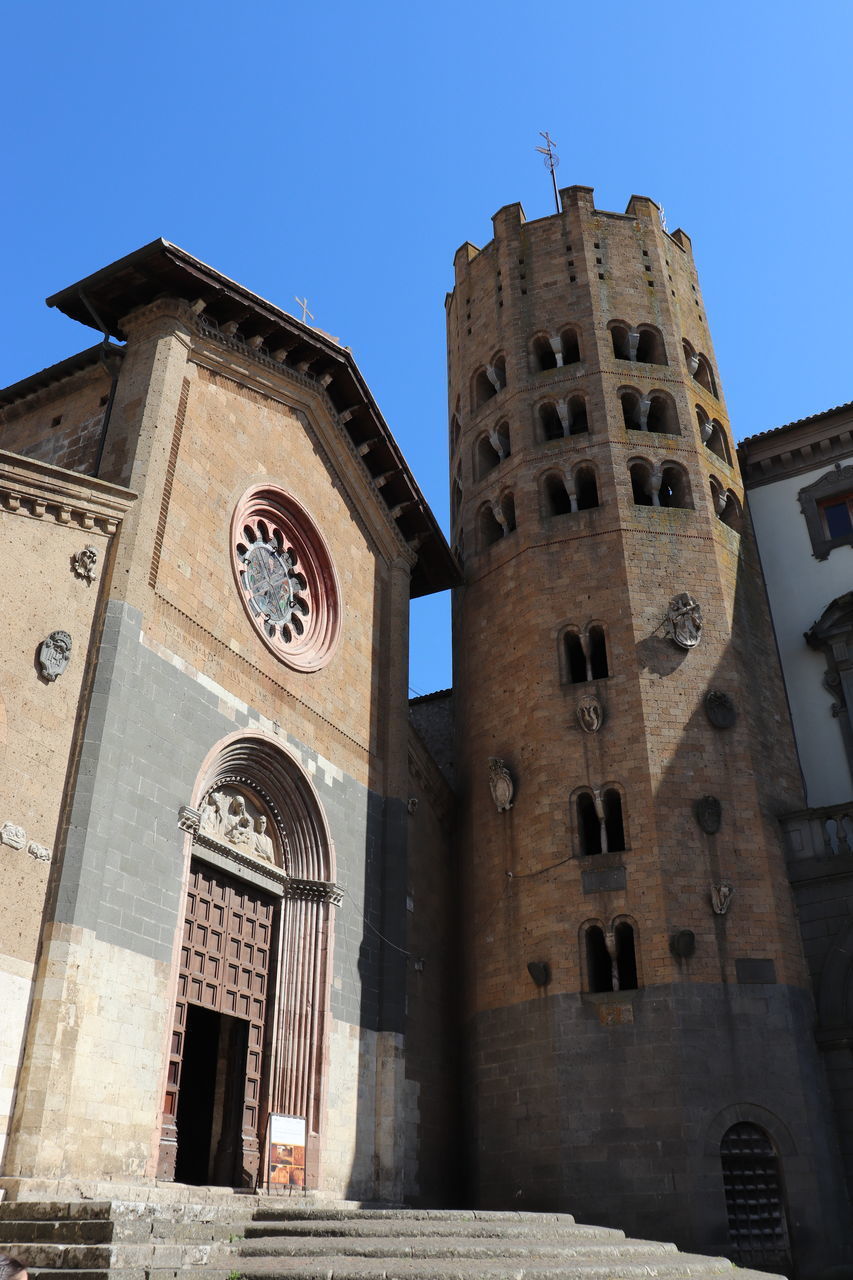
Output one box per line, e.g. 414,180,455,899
0,195,851,1275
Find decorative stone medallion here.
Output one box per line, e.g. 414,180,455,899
665,593,702,649
488,758,514,812
694,795,722,834
577,693,604,734
231,486,341,672
704,689,736,729
38,630,72,681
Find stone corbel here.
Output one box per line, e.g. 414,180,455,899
178,805,201,835
549,336,564,367
628,329,641,362
286,877,343,906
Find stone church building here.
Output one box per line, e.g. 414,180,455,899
0,191,851,1276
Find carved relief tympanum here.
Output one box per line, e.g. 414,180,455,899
198,786,281,866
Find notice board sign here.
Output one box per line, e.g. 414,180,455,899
266,1113,306,1190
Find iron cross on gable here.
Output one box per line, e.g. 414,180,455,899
294,296,314,325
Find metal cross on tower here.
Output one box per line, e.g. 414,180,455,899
294,296,314,325
535,131,561,213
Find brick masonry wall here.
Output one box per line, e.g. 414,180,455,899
1,364,112,475
446,189,851,1265
467,983,850,1271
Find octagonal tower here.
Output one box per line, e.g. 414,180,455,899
447,187,850,1269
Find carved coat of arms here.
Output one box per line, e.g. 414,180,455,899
488,758,514,812
704,689,736,729
577,693,604,734
38,630,72,681
665,593,702,649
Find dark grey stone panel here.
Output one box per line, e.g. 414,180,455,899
581,865,626,894
55,599,399,1030
735,957,777,984
465,982,852,1274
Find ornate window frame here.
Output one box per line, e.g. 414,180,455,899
798,464,853,560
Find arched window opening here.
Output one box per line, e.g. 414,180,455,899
630,461,654,506
451,414,461,453
575,466,599,511
659,465,693,510
478,502,504,548
694,354,717,397
565,631,588,684
577,792,602,856
544,473,573,517
451,465,463,522
720,491,743,534
610,324,631,360
603,788,625,852
567,395,589,435
586,926,613,993
473,369,496,410
706,420,731,465
646,394,680,436
539,401,564,441
475,422,510,479
532,335,558,372
635,327,667,366
561,328,581,365
614,922,638,990
720,1124,792,1273
620,389,641,430
588,625,608,678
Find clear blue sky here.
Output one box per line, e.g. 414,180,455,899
2,2,851,695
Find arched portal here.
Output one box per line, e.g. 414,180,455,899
158,732,338,1190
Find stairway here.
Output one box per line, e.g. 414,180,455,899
0,1201,783,1280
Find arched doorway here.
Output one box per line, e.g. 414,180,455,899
158,733,339,1188
720,1122,792,1274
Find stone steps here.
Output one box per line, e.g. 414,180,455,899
0,1200,782,1280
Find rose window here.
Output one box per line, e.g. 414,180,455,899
231,486,341,671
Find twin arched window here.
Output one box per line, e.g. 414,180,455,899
697,407,732,465
683,339,718,397
584,919,638,992
629,460,693,509
619,388,681,436
709,478,743,533
531,328,582,372
474,422,511,479
562,625,608,683
576,787,626,856
610,322,667,365
478,492,516,547
542,466,599,517
537,395,589,441
471,355,507,410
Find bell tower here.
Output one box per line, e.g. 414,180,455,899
447,187,850,1269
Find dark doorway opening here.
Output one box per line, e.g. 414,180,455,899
174,1003,249,1186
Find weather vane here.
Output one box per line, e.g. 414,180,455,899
535,131,560,213
294,296,314,325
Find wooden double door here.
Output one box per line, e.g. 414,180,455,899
159,860,276,1186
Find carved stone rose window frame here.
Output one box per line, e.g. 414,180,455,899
798,464,853,561
231,485,342,671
